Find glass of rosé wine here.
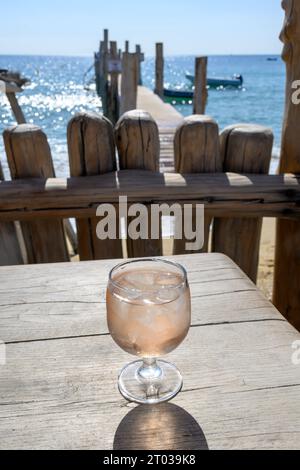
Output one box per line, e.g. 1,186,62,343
106,258,191,404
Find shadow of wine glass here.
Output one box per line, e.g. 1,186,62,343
113,402,209,450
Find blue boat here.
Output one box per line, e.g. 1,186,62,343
163,88,194,104
186,73,243,88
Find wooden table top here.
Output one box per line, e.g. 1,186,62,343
0,253,299,450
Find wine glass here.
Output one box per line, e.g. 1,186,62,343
106,258,191,404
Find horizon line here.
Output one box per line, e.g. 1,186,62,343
0,52,282,59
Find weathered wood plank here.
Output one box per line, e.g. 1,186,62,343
135,44,143,86
0,161,23,265
0,320,299,449
106,41,120,124
154,43,164,98
0,253,278,343
273,0,300,330
67,112,122,260
212,124,273,282
3,124,69,263
0,253,300,449
120,53,138,115
193,57,208,115
5,92,26,124
0,172,299,221
115,110,162,256
173,115,222,254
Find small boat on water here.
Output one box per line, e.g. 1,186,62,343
186,73,243,88
164,73,244,104
267,57,278,62
164,88,194,104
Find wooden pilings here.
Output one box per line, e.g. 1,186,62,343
3,124,69,263
6,91,26,124
115,110,162,257
120,53,138,115
95,30,145,123
67,112,122,260
212,124,273,282
155,43,164,98
273,0,300,329
0,162,23,265
107,41,120,124
173,115,222,254
135,45,143,85
193,57,208,115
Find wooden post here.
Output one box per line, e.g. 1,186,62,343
6,92,26,124
114,110,162,257
3,124,69,263
173,115,222,255
273,0,300,329
94,51,101,97
103,29,109,47
212,124,273,283
155,43,164,98
99,32,109,115
1,80,26,124
193,57,208,115
0,161,23,265
107,41,120,124
68,112,122,260
120,53,138,115
135,45,143,85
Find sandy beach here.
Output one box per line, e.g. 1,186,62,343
257,218,276,301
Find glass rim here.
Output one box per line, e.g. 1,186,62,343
108,258,188,294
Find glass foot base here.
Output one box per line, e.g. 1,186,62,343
118,359,183,404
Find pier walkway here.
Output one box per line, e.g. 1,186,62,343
137,86,183,172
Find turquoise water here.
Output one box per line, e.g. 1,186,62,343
0,54,285,177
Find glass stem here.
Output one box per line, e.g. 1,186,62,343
137,357,162,381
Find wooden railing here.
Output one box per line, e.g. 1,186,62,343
0,108,300,328
1,1,300,328
0,172,299,220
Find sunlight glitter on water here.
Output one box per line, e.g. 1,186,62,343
0,54,284,178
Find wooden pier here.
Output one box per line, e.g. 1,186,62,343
137,85,183,171
93,30,204,172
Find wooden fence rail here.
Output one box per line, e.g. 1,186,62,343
0,172,299,220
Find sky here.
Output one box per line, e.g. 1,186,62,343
0,0,284,56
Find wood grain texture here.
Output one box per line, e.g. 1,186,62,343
120,53,138,115
115,110,160,171
67,112,122,260
193,57,208,115
212,124,273,282
273,0,300,329
0,161,23,265
0,254,279,343
154,43,164,98
3,124,69,263
0,171,299,221
0,253,300,450
173,115,222,254
115,110,162,257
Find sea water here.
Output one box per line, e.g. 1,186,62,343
0,54,284,178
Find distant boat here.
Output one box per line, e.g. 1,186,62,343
185,73,243,89
267,57,278,61
163,88,194,104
